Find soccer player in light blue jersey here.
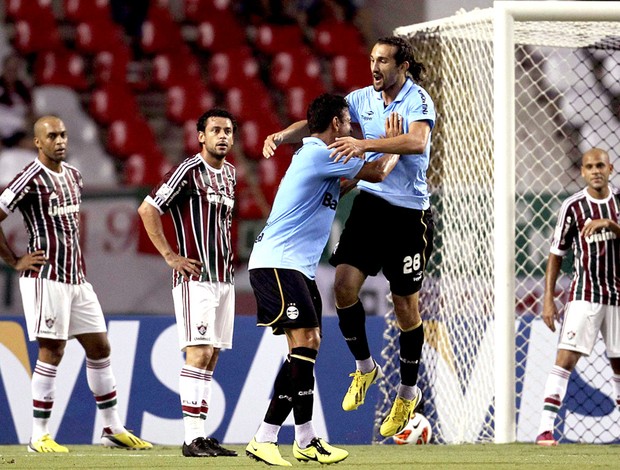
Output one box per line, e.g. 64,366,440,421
262,36,435,438
246,94,403,466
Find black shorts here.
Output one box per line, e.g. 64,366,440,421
329,191,434,296
249,268,322,335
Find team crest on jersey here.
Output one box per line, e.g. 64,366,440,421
286,304,299,320
196,323,208,336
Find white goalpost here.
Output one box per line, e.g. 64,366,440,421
375,1,620,444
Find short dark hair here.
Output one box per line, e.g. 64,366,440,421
307,93,348,134
376,36,425,83
196,108,238,134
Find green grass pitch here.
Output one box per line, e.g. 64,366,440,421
1,443,620,469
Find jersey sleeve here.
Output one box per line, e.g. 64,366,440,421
406,87,436,130
0,166,35,214
312,147,365,180
144,163,189,214
345,89,363,124
550,200,577,256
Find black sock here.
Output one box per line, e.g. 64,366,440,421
264,357,293,426
290,347,318,425
399,323,424,386
336,300,370,360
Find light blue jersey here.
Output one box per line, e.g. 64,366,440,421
248,137,364,279
346,78,435,210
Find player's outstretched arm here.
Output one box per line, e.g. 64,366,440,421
137,201,202,280
542,253,563,332
328,119,431,160
262,120,310,158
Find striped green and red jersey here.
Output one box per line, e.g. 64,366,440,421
0,159,86,284
550,187,620,305
145,154,236,287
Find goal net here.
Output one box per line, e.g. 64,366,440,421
375,3,620,444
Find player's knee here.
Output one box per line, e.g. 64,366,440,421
333,277,359,306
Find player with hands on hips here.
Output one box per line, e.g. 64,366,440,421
537,147,620,446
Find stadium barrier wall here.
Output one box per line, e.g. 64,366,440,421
1,315,619,445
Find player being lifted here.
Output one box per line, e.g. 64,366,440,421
247,93,404,466
262,36,435,437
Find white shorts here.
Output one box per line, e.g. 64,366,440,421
20,278,107,341
559,300,620,357
172,281,234,351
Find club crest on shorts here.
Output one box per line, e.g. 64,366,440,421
196,322,208,336
286,303,299,320
45,316,55,329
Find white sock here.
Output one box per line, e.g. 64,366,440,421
294,421,317,449
397,384,418,401
201,370,213,420
86,357,124,434
538,365,570,435
255,422,281,443
356,357,375,374
180,365,206,444
31,361,57,440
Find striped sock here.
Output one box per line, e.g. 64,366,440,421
201,370,213,420
538,365,570,435
31,361,57,440
87,357,124,433
180,365,207,443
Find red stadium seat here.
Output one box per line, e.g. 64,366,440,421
236,178,268,219
196,14,247,52
224,81,277,122
183,119,201,155
63,0,111,23
183,0,235,23
258,145,293,204
122,149,169,187
207,47,259,91
151,49,201,89
166,83,215,124
12,18,63,54
33,50,89,90
92,47,131,86
285,82,326,122
106,116,157,160
330,53,370,93
6,0,54,21
141,4,185,54
253,24,304,56
312,19,367,57
239,114,283,161
75,19,127,54
89,83,140,126
270,47,324,90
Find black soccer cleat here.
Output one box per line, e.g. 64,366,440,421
182,437,217,457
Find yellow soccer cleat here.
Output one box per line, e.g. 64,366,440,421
342,363,383,411
27,434,69,453
379,389,422,437
101,427,153,450
246,437,292,466
293,437,348,464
